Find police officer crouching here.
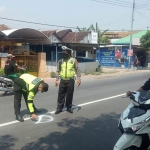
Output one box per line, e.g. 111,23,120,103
55,46,81,114
14,73,49,122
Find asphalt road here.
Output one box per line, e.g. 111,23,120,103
0,72,150,150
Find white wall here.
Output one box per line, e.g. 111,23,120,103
78,62,99,73
46,61,57,72
46,61,99,73
49,35,60,43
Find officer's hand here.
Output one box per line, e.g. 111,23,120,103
55,80,59,86
31,114,37,119
77,80,81,86
126,91,132,97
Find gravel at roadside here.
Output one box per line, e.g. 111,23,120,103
81,67,150,80
43,67,150,83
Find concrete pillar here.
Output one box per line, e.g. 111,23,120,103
38,52,49,78
86,51,88,57
0,58,7,68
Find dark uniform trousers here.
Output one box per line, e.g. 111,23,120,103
57,79,75,110
14,80,36,115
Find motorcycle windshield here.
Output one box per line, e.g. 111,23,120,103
138,91,150,104
128,106,147,119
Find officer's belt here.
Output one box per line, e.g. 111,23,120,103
61,77,74,80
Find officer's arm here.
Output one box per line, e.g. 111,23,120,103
74,59,81,80
56,60,61,81
141,78,150,91
27,91,35,114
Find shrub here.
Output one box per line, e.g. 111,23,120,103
50,72,56,78
96,65,102,72
0,68,4,75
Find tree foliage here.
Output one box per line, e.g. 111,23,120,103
140,30,150,49
77,22,109,44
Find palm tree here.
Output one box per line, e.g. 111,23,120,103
76,26,91,32
90,23,109,44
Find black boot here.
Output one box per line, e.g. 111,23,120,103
55,109,62,114
67,108,73,113
16,115,24,122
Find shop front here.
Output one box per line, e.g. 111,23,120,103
0,28,51,78
96,45,131,68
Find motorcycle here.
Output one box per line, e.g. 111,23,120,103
0,67,26,96
114,91,150,150
0,75,14,95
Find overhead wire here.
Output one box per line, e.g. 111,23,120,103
91,0,150,10
91,0,133,8
0,17,77,29
0,0,150,31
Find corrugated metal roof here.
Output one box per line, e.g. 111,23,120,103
112,30,147,45
2,28,51,44
0,31,6,38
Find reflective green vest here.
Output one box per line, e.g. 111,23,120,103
20,74,42,113
20,74,42,91
60,58,76,78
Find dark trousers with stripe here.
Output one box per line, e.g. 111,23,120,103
57,79,75,110
14,83,35,115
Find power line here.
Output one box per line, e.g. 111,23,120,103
91,0,133,8
0,17,77,29
100,13,131,28
135,10,150,23
91,0,150,10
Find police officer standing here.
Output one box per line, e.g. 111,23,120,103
14,73,49,122
55,46,81,114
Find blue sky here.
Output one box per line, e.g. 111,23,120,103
0,0,150,31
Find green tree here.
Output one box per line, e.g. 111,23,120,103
99,36,110,44
140,30,150,49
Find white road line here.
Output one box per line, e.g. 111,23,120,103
0,93,125,128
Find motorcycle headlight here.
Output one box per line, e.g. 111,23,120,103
124,117,150,133
131,122,145,131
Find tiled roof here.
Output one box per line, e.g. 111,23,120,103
104,31,140,39
42,30,57,37
0,24,11,31
62,31,89,43
41,29,89,43
112,30,147,45
56,29,72,39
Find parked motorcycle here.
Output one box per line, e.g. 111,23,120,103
0,67,26,96
114,91,150,150
0,75,15,95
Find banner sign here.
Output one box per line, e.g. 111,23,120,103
99,49,115,66
127,49,133,56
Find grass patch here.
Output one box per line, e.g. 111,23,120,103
0,68,4,75
103,71,117,74
50,72,56,78
85,72,102,75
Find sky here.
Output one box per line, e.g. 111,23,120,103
0,0,150,32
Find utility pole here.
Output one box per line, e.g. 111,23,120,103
129,0,135,49
129,0,135,68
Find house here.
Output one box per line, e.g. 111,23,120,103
97,30,149,68
39,29,99,72
103,30,140,44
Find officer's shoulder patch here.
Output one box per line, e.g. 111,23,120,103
31,78,41,85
